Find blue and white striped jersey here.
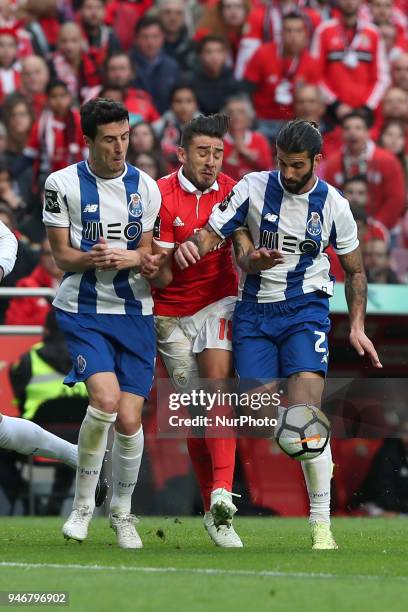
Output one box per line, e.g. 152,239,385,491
43,160,161,315
209,170,358,303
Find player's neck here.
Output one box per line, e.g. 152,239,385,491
88,159,125,179
297,174,317,194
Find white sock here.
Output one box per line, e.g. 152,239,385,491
0,414,77,469
301,443,332,524
110,427,144,515
73,405,117,511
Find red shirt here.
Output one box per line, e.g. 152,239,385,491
153,169,238,317
310,18,389,110
244,42,319,120
5,265,55,326
222,131,273,180
125,88,160,125
324,142,406,229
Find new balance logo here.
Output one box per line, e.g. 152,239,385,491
264,213,278,223
173,216,184,227
83,204,99,213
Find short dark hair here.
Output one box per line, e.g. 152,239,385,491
282,10,306,24
341,110,370,129
343,174,369,189
46,79,69,96
181,114,229,149
197,35,227,55
80,98,129,140
276,119,322,158
170,81,197,104
135,15,164,34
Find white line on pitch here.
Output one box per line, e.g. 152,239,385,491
1,562,407,582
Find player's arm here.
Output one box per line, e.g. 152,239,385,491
232,228,284,273
46,226,94,272
339,246,382,369
0,220,18,283
174,224,222,270
94,231,155,272
141,241,174,288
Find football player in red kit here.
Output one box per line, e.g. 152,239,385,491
142,114,243,547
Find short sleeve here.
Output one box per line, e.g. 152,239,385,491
142,178,162,232
153,197,176,248
42,174,70,228
330,194,359,255
208,178,250,239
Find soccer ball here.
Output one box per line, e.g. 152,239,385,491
275,404,330,461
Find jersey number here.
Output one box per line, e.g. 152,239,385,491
314,331,326,353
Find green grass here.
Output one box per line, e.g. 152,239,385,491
0,517,407,611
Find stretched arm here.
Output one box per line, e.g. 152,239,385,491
232,228,284,273
174,224,222,270
339,247,382,368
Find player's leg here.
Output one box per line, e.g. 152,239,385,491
0,413,77,468
155,316,214,515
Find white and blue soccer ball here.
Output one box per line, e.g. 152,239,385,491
275,404,330,461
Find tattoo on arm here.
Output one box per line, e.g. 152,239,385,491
187,223,221,256
339,247,367,327
232,229,254,269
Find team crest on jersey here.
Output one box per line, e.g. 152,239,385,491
76,355,86,374
306,212,322,237
128,193,143,218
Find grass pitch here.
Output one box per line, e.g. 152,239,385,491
0,517,407,612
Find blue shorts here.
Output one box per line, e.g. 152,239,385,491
55,309,156,398
232,292,330,381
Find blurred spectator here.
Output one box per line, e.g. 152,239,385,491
1,93,34,207
243,12,318,140
234,0,321,79
378,22,408,63
311,0,390,123
103,52,160,125
222,93,273,180
195,0,250,68
5,238,63,326
127,120,167,169
12,80,86,192
49,22,101,102
0,202,38,286
379,120,408,188
188,35,241,115
363,237,401,283
157,0,196,73
98,84,124,103
0,161,26,220
0,122,6,155
0,28,21,103
343,174,389,242
104,0,154,51
132,151,167,180
351,430,408,516
324,111,405,229
381,86,408,129
293,83,342,159
20,55,50,117
153,83,200,171
77,0,121,68
391,52,408,93
368,0,408,51
129,15,181,113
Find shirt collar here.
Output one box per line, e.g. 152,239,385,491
177,167,219,195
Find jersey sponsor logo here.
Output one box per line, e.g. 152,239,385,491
83,204,99,213
153,215,161,239
264,213,279,223
299,238,319,255
173,216,184,227
260,231,320,256
44,189,61,213
306,212,322,237
218,190,235,212
128,193,143,218
76,354,86,374
84,221,143,242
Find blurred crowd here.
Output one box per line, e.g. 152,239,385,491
1,0,408,326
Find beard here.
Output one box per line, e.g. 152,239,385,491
281,165,314,194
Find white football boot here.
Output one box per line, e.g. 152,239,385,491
203,512,243,548
62,505,93,542
311,521,338,550
110,512,143,549
210,488,238,526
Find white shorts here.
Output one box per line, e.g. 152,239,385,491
155,296,236,390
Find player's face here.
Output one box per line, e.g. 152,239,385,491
86,120,130,178
277,148,321,194
178,135,224,192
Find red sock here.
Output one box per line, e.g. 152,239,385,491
186,437,213,511
205,437,236,492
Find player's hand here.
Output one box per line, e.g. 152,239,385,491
140,252,168,279
174,241,200,270
247,248,284,272
349,328,383,369
102,248,140,271
90,237,113,269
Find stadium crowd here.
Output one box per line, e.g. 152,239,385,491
0,0,407,327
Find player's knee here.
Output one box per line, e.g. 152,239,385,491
89,392,120,414
115,413,142,436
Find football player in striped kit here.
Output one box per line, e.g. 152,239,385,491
43,98,161,548
175,119,382,550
